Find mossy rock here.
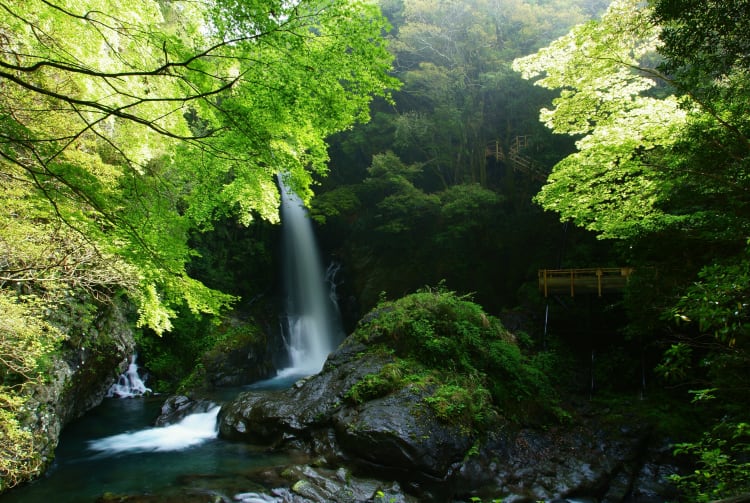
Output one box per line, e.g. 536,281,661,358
347,286,561,429
181,317,274,391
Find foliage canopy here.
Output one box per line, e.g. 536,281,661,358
0,0,397,332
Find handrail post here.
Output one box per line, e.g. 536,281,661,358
570,269,575,297
596,268,602,297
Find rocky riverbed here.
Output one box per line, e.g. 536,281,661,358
215,335,681,502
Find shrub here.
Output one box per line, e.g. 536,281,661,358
670,420,750,502
0,292,64,491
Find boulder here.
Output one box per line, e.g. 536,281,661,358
154,395,218,426
219,341,392,445
332,387,473,480
219,336,679,502
199,317,276,388
274,465,419,503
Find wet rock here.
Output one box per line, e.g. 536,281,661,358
279,465,419,503
219,341,392,445
218,336,679,502
220,341,474,487
601,467,634,503
233,493,280,503
200,319,276,388
457,421,655,502
628,444,682,502
21,298,136,476
333,386,473,480
155,395,218,426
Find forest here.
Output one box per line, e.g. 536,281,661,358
1,0,749,501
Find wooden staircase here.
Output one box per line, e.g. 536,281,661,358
486,136,547,181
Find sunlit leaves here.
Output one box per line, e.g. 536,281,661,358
513,0,662,136
518,5,750,499
0,172,137,297
0,0,399,489
512,0,700,239
0,0,398,331
0,293,64,382
534,94,692,238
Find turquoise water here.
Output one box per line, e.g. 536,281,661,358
0,375,306,503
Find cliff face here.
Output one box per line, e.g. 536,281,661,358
20,297,136,476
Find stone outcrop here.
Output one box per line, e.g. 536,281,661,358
218,337,680,502
154,395,218,426
187,310,280,390
21,298,136,471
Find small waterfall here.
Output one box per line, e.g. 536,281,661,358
107,355,151,398
278,176,344,376
326,261,343,310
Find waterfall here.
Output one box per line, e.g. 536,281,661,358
107,354,151,398
278,176,343,376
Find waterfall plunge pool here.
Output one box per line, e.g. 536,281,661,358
2,179,345,502
0,392,302,503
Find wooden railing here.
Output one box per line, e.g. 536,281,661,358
538,267,635,297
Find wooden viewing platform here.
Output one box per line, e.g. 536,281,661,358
538,267,635,297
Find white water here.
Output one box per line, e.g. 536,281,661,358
278,176,343,376
87,406,220,454
95,356,220,455
106,354,151,398
85,180,341,457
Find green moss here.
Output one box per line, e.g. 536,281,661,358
345,361,406,404
137,308,267,393
203,321,265,358
423,380,493,431
348,286,561,430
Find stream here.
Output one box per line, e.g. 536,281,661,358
0,375,305,503
2,179,345,503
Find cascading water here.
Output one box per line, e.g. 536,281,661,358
88,355,219,455
106,354,151,398
0,184,346,503
278,176,344,376
87,406,220,454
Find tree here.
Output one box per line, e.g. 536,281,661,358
512,0,692,239
514,0,750,498
381,0,600,188
513,0,750,245
650,1,750,499
0,0,398,331
653,0,750,105
317,0,614,314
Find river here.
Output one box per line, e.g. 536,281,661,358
3,179,345,503
0,375,306,503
